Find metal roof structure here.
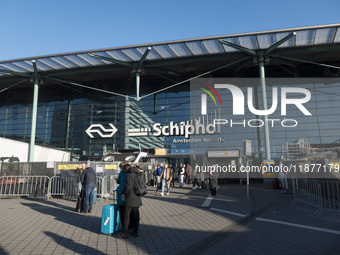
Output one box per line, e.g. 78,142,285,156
0,24,339,77
1,23,340,104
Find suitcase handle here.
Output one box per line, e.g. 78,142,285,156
112,189,119,204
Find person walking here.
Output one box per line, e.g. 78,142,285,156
192,164,201,189
80,163,96,213
156,164,162,184
178,163,185,188
209,166,218,196
278,161,289,193
152,167,157,187
170,164,176,188
185,164,192,186
158,163,172,196
116,165,142,239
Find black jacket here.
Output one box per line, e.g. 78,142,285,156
122,167,142,208
80,167,96,185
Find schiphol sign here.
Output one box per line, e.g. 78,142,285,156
85,121,218,140
128,120,218,139
200,84,312,128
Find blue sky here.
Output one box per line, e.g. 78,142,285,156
0,0,339,61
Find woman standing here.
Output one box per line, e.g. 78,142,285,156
116,161,130,227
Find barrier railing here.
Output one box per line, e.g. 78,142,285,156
292,178,340,212
292,178,322,208
49,176,78,198
0,175,118,200
0,176,50,197
100,176,117,200
319,180,340,212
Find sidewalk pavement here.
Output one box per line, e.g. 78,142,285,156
0,182,339,255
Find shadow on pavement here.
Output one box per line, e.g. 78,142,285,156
20,196,76,212
0,246,9,255
20,201,101,234
44,231,107,255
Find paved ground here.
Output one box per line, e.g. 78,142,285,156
0,182,340,255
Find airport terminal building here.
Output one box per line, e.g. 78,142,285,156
0,24,340,163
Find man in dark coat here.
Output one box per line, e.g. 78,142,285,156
116,165,142,239
209,167,218,196
80,164,96,213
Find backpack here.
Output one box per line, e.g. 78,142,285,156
134,173,148,196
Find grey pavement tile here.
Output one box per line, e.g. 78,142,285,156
2,184,340,255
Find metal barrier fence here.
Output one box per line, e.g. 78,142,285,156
0,175,117,200
49,176,78,198
292,178,340,212
292,178,322,208
319,180,340,211
0,176,50,198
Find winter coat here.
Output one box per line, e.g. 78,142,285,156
80,167,96,185
122,167,142,208
116,171,127,205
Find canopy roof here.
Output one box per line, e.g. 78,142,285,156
0,24,339,76
0,24,340,104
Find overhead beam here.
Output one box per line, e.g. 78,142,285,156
139,47,151,67
89,53,133,68
218,39,257,56
0,68,30,77
264,32,296,55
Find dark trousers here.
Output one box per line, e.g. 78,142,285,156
119,205,125,227
170,177,175,188
84,183,95,211
210,188,217,196
123,206,140,234
185,175,191,184
193,178,200,188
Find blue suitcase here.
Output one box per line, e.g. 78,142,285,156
101,204,120,235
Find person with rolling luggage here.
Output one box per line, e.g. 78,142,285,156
116,165,143,239
115,161,130,227
75,186,85,212
80,163,96,213
75,162,86,194
75,163,87,212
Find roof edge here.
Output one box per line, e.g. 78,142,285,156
1,23,340,64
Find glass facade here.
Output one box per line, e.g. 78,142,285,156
0,78,340,161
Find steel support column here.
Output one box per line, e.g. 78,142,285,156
259,60,271,159
136,71,140,101
219,32,295,160
28,60,39,162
